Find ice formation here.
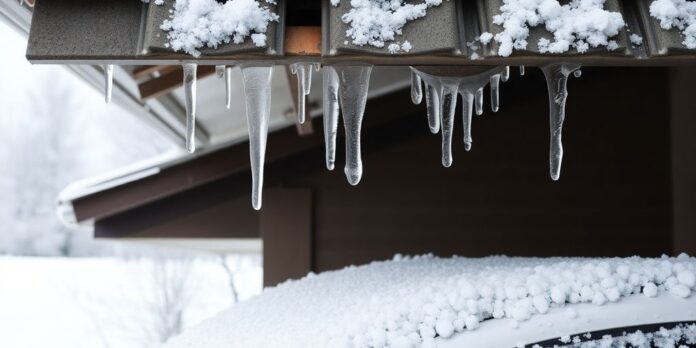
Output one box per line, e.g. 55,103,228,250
160,0,279,57
410,70,423,105
165,254,696,348
323,66,341,171
215,65,225,79
103,64,113,104
225,66,233,109
241,66,273,210
650,0,696,49
338,0,444,50
182,63,198,153
485,0,626,57
412,67,506,167
334,65,373,186
290,63,319,124
549,323,696,348
520,65,526,76
541,63,581,181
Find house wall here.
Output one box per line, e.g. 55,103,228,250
278,67,674,273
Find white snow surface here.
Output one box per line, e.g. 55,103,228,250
650,0,696,49
160,0,279,57
165,254,696,348
338,0,443,50
487,0,626,56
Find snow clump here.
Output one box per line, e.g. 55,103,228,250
165,254,696,348
484,0,626,56
160,0,279,57
650,0,696,49
338,0,443,51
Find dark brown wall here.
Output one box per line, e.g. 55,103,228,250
279,67,673,272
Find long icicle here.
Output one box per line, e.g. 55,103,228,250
291,63,315,124
425,83,440,133
462,90,474,151
490,74,500,112
541,63,580,181
475,87,484,116
440,80,459,167
411,70,423,104
323,66,340,171
104,64,113,104
225,66,233,109
520,65,525,76
182,63,197,153
241,66,274,210
335,65,372,186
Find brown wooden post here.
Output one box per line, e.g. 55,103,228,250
260,188,313,287
670,67,696,255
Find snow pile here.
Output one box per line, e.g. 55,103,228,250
546,323,696,348
160,0,279,57
336,0,443,53
484,0,626,56
165,254,696,348
650,0,696,49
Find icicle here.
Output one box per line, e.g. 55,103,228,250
19,0,23,6
439,80,459,167
424,83,440,134
461,90,474,151
334,65,373,186
182,63,198,153
103,64,113,104
323,66,340,171
411,70,423,104
475,87,484,116
490,74,500,112
574,69,582,78
541,63,580,181
501,66,510,82
216,65,225,79
241,66,274,210
225,66,233,109
520,65,525,76
290,63,315,124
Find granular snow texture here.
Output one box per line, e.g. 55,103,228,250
544,323,696,348
650,0,696,49
165,254,695,348
160,0,278,57
337,0,443,51
486,0,626,56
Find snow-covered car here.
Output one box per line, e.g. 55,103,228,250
165,254,696,348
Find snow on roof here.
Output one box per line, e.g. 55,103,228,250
164,254,696,348
650,0,696,49
484,0,627,56
159,0,279,57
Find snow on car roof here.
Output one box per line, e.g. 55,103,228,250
164,254,696,348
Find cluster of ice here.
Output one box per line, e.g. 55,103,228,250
543,323,696,348
159,0,279,57
650,0,696,49
484,0,626,56
166,254,695,348
336,0,443,51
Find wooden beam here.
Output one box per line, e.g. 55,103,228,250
284,26,321,56
138,65,216,100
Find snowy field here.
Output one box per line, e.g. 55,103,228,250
0,256,262,348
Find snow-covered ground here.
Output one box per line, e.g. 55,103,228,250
165,254,695,348
0,256,262,348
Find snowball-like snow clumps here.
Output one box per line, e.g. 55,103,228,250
165,254,695,348
486,0,626,56
552,323,696,348
650,0,696,49
160,0,279,57
338,0,443,51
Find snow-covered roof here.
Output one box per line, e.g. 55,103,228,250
164,254,696,348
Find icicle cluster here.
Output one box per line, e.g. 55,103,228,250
290,63,320,124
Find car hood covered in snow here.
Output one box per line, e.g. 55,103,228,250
164,255,696,348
